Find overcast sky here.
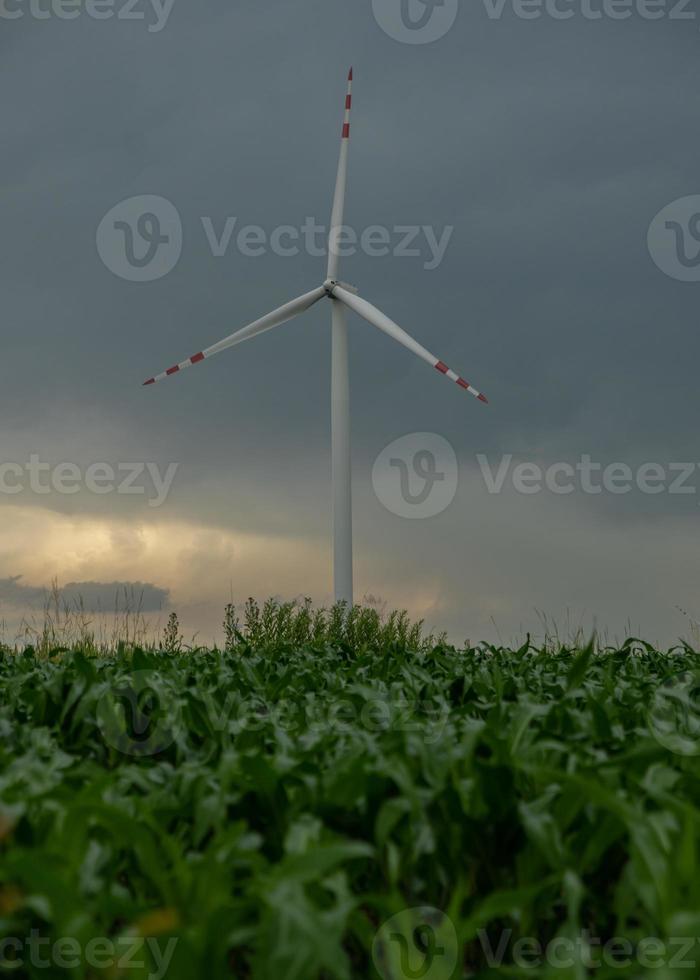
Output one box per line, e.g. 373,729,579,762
2,0,699,646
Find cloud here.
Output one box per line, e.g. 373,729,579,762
0,576,168,613
0,577,43,607
61,581,169,613
0,504,331,645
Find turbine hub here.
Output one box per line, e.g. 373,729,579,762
324,278,358,296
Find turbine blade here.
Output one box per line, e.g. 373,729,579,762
333,285,488,403
327,68,353,281
143,286,327,386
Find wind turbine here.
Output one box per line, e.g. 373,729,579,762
143,69,488,606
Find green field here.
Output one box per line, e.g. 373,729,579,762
2,604,700,978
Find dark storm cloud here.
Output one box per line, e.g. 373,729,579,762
3,3,697,449
0,577,168,612
0,577,46,606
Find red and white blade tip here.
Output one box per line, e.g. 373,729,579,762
435,360,488,403
143,351,205,386
342,69,353,140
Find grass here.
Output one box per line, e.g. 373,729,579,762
1,609,700,977
7,591,447,659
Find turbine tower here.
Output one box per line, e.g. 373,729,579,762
143,70,488,606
